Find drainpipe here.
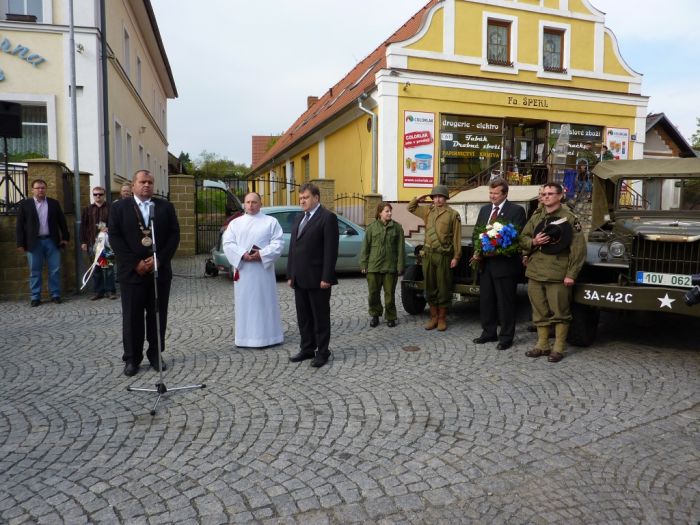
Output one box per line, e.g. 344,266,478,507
358,94,377,194
99,0,111,198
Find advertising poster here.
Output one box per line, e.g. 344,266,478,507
403,111,435,188
605,127,630,160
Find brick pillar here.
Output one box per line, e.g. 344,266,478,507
169,174,195,256
26,159,65,202
364,193,383,227
311,179,335,212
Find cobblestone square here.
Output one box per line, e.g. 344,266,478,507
1,256,698,523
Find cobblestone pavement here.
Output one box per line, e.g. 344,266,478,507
1,256,698,524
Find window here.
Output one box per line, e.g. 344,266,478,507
114,122,123,176
146,152,151,172
123,28,130,76
487,20,511,66
6,104,48,160
543,28,565,72
302,155,310,182
136,56,142,93
7,0,42,22
126,132,133,177
269,211,302,234
138,145,144,169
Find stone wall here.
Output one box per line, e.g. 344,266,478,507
168,174,195,256
311,179,335,212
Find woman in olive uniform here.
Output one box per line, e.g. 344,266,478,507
359,202,405,327
408,185,461,331
520,182,586,362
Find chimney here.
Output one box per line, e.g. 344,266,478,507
307,96,319,109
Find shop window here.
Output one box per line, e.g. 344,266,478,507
6,0,42,22
487,20,512,67
6,105,48,160
543,28,565,73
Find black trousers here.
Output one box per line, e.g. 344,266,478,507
120,275,171,364
479,265,518,344
294,287,332,357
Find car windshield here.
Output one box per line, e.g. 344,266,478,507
268,211,302,234
616,177,700,212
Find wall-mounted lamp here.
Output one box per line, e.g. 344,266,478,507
389,70,399,77
403,81,411,91
139,126,147,134
76,43,84,54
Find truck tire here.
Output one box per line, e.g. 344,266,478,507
401,264,426,315
567,303,599,347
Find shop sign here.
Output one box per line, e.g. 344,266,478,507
441,114,502,135
507,95,550,108
403,111,435,188
440,132,502,159
549,122,604,164
605,127,629,160
0,35,48,81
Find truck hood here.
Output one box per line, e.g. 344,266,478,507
618,217,700,242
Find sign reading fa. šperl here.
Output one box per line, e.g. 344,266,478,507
507,95,551,108
403,111,435,188
0,35,48,81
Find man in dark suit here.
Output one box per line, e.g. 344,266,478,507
109,170,180,376
472,177,526,350
287,183,339,368
16,178,70,306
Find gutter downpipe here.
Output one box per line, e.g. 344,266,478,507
357,94,377,194
100,0,111,199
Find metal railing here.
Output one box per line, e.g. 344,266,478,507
0,162,28,215
334,192,367,226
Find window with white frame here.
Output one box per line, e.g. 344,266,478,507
543,28,565,72
114,122,123,176
136,56,142,93
146,152,151,172
126,132,133,177
6,104,48,159
6,0,42,22
487,19,512,67
123,28,131,76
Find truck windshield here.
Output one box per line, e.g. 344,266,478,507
616,178,700,212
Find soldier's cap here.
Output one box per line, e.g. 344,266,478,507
533,217,573,255
429,185,450,199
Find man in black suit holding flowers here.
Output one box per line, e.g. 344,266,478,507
472,177,526,350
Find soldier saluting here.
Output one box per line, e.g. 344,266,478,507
519,182,585,362
408,185,461,331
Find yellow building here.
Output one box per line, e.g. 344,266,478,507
0,0,176,194
250,0,647,204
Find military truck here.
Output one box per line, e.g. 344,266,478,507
400,185,540,315
569,158,700,345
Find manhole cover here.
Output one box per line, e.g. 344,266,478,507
402,346,420,352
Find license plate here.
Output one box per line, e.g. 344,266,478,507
635,271,692,288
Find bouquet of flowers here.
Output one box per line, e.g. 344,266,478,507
473,221,520,257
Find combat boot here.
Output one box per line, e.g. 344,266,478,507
437,307,448,331
424,305,438,330
525,326,552,358
549,323,569,362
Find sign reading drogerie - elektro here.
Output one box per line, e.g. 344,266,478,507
403,111,435,188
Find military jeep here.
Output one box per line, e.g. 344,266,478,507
400,185,541,315
570,158,700,346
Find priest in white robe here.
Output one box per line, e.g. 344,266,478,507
222,192,284,347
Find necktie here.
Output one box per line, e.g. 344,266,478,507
489,205,500,223
297,212,310,238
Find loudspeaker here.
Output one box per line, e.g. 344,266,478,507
0,101,22,138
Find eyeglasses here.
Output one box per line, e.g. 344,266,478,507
541,192,561,196
93,193,104,196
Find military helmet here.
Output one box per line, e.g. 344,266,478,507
429,185,450,199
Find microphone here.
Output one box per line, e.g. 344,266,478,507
148,201,155,225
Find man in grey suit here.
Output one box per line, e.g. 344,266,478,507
287,183,339,368
472,177,526,350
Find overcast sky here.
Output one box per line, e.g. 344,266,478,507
150,0,699,165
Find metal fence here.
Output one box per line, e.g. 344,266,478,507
0,163,28,215
334,192,367,226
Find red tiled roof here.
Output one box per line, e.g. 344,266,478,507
251,135,275,167
250,0,438,175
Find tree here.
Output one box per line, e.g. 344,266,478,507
690,118,700,149
192,150,250,179
178,151,193,174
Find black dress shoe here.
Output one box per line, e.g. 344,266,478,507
387,320,397,327
369,316,379,327
149,359,167,371
123,362,139,376
51,297,63,304
496,341,513,350
310,353,329,368
473,335,497,344
30,299,41,307
289,351,315,363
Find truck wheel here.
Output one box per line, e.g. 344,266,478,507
567,303,599,347
401,264,426,315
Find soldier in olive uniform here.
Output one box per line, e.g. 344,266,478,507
408,185,461,331
520,182,586,362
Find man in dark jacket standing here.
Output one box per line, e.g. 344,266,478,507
287,183,339,368
472,178,526,350
109,170,180,376
16,178,69,306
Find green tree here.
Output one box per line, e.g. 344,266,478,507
178,151,193,174
192,150,250,179
690,117,700,149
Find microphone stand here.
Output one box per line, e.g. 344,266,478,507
127,203,205,415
